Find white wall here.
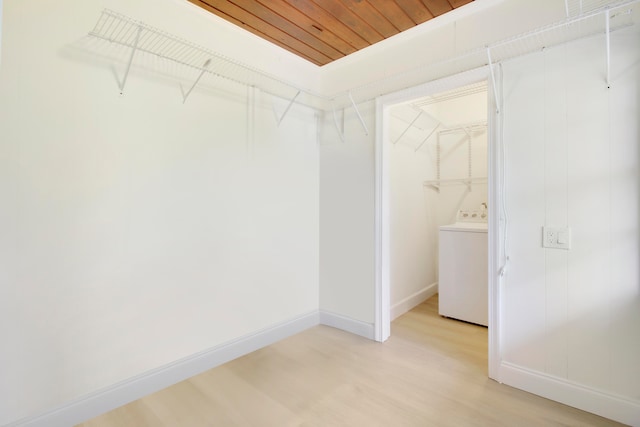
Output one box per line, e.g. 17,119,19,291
389,89,487,316
388,111,439,315
319,102,376,325
0,1,319,424
500,23,640,419
0,0,3,65
317,0,565,333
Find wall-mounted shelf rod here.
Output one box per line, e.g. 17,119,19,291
415,123,441,152
393,111,423,145
181,58,211,103
438,123,486,136
331,102,345,143
348,91,369,136
423,177,488,193
277,91,301,126
119,26,142,95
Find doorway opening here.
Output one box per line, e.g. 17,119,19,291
374,67,501,380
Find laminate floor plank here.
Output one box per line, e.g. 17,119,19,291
77,295,623,427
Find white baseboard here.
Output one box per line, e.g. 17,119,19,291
499,362,640,427
390,282,438,321
5,311,319,427
319,310,375,340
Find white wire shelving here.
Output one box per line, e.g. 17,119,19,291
88,9,325,109
423,122,487,192
338,0,636,109
85,1,637,116
423,177,488,192
565,0,627,16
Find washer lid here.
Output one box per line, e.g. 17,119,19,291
440,222,488,233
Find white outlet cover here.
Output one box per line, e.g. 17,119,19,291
543,226,571,250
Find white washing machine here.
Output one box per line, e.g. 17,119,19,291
438,211,488,326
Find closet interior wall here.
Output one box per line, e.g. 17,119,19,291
388,84,488,320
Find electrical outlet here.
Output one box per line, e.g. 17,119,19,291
542,227,571,250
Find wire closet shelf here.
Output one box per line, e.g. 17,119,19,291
88,9,325,108
339,0,637,107
87,0,637,111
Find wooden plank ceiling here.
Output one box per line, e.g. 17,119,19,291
187,0,474,66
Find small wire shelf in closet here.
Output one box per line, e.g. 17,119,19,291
424,122,488,193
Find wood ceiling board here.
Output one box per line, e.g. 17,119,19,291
188,0,475,66
366,0,416,32
421,0,454,17
191,0,332,65
257,0,357,55
283,0,370,50
230,0,344,60
451,0,474,7
309,1,384,45
395,0,435,25
340,0,399,39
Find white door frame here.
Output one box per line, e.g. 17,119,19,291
374,66,502,381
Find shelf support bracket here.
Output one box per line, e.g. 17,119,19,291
348,91,369,136
605,8,611,88
119,26,142,95
564,0,570,17
277,91,301,126
423,182,441,193
436,133,441,181
464,128,472,183
181,59,211,103
394,111,422,145
487,47,500,114
414,123,441,152
331,102,345,143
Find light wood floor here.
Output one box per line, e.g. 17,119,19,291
78,295,624,427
